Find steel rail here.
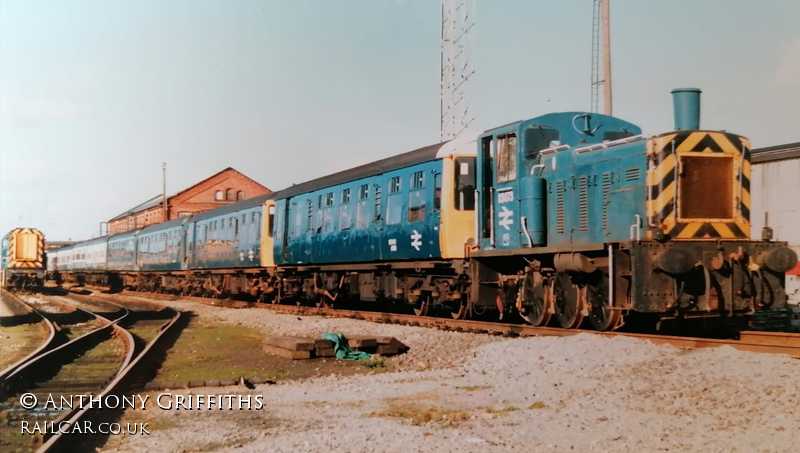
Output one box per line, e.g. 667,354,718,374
38,300,182,453
253,304,800,358
97,289,800,358
0,291,59,382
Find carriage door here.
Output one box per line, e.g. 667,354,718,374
493,133,521,249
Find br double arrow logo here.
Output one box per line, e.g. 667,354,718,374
498,206,514,230
410,230,422,251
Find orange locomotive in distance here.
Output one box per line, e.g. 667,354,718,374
1,227,46,291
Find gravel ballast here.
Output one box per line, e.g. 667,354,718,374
101,299,800,453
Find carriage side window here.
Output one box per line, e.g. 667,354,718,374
408,190,426,222
411,171,424,190
496,134,517,182
306,199,314,233
341,188,351,205
524,127,559,161
455,157,475,210
390,176,401,193
373,185,383,221
323,192,335,233
356,184,370,229
387,176,403,225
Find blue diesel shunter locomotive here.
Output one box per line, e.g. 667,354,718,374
469,89,797,330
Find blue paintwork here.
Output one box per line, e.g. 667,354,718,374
107,230,138,271
477,112,644,251
274,159,443,265
671,88,702,130
136,219,186,271
187,195,268,269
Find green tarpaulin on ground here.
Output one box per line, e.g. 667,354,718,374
321,332,372,361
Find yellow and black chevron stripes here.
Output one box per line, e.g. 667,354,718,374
646,131,752,240
6,227,45,269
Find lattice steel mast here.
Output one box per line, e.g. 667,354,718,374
440,0,476,141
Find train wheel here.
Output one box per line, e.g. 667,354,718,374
449,297,468,320
586,272,621,331
517,271,551,326
412,294,430,316
552,272,584,329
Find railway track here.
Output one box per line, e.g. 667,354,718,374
111,290,800,359
0,292,182,452
0,292,58,383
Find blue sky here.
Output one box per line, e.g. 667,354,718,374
1,0,799,240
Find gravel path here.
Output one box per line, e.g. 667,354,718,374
102,299,800,453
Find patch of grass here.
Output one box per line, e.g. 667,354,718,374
370,401,472,427
0,322,48,370
149,317,368,387
528,401,547,410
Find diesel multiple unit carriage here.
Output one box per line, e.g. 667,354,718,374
46,89,797,330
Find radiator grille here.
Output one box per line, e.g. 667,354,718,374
624,167,640,182
555,180,566,234
601,172,612,234
577,176,589,232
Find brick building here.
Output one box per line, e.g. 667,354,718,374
107,167,270,234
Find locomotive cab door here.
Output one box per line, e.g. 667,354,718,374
492,133,521,249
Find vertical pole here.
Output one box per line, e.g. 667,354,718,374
440,0,445,142
162,162,167,222
600,0,612,115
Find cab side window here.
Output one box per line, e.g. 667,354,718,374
524,126,560,161
496,134,517,182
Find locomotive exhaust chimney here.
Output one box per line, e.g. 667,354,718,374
671,88,701,130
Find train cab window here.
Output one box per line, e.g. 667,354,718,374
455,157,475,210
268,206,275,238
524,126,559,161
496,134,517,182
434,173,442,211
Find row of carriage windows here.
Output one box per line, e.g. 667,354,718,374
289,165,475,239
198,211,261,243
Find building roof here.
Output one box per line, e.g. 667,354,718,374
107,167,270,222
108,194,163,222
169,166,270,201
751,141,800,164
